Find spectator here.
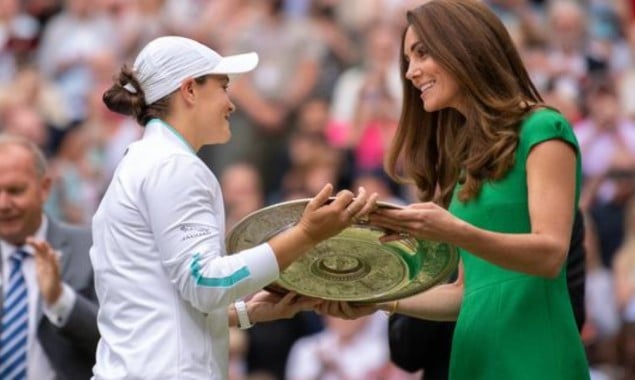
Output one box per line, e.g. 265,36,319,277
46,126,103,225
0,0,40,85
612,197,635,379
1,105,50,155
0,133,98,379
575,78,635,267
329,21,401,134
200,0,325,195
0,65,71,130
37,0,118,122
286,313,416,380
220,162,265,230
583,213,621,379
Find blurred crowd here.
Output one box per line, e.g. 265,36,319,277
2,0,635,379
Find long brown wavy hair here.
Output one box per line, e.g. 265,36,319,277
385,0,544,207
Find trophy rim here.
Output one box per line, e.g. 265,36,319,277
226,198,459,303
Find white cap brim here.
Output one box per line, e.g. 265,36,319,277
209,52,259,75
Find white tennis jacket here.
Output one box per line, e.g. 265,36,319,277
90,119,279,379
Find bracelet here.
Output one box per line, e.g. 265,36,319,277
234,300,253,330
385,300,399,316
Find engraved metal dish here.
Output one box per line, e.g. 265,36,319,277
226,199,459,303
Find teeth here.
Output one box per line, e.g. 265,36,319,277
420,81,434,92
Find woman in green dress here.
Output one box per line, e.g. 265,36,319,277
320,1,590,379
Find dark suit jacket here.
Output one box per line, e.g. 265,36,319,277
388,209,586,380
0,218,98,380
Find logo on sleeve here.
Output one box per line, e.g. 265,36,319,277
179,224,212,241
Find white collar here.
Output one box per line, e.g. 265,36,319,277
144,118,196,154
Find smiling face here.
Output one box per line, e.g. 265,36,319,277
403,26,465,114
192,74,236,145
0,144,50,245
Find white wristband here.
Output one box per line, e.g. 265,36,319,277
234,300,253,330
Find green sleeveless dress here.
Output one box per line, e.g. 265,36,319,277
447,109,590,380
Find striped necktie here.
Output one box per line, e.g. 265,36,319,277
0,249,29,379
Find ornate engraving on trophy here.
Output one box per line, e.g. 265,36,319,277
226,199,459,303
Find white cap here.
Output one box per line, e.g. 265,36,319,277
130,36,259,105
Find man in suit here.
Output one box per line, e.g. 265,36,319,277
0,134,98,379
388,208,587,380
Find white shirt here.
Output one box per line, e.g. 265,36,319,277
285,314,391,380
90,119,279,380
1,215,77,380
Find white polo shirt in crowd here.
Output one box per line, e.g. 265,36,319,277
90,119,279,380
